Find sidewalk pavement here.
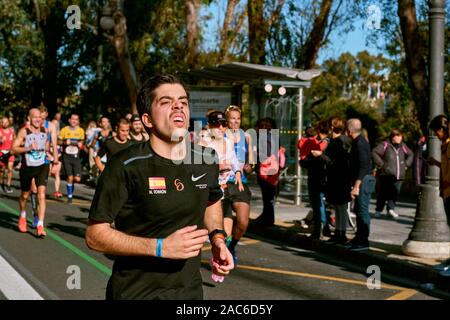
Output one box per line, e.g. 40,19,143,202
245,185,450,294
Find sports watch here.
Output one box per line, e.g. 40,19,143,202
208,229,227,243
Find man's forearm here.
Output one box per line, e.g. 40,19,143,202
204,200,224,233
86,221,156,256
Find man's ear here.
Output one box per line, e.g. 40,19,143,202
141,113,153,129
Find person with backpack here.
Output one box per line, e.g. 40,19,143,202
254,117,286,227
303,120,330,240
372,129,413,219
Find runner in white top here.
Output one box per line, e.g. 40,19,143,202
198,111,243,238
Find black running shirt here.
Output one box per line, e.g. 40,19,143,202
89,141,222,300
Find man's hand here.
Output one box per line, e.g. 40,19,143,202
311,150,322,157
162,225,208,259
211,238,234,276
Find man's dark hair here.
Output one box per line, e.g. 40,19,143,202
136,75,189,118
429,114,448,131
316,120,330,135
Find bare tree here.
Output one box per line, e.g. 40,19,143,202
295,0,334,69
109,0,139,114
248,0,284,64
217,0,247,64
185,0,201,67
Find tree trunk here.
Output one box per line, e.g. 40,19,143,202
36,0,65,117
185,0,201,68
110,0,139,114
248,0,267,64
397,0,429,135
217,0,238,64
296,0,333,69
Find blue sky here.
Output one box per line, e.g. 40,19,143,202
317,23,385,64
200,1,387,67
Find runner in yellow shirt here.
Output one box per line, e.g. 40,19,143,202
58,113,85,204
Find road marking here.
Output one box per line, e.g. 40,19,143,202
0,199,112,277
386,289,418,300
200,261,417,300
47,198,90,206
0,254,43,300
0,197,420,301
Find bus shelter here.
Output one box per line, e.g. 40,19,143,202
187,62,321,205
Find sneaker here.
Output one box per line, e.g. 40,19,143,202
31,214,39,229
374,211,382,218
36,225,47,237
433,259,450,272
53,191,63,198
296,218,311,229
5,185,13,193
18,217,27,233
67,197,73,204
388,210,399,219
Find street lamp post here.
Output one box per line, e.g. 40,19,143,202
402,0,450,259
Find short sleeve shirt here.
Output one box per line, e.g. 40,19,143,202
96,138,134,160
89,141,222,299
59,126,85,156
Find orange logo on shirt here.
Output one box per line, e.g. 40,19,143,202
174,179,184,191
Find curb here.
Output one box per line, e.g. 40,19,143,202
246,221,450,293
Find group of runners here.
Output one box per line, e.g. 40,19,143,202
2,75,262,299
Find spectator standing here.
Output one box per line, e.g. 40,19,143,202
372,129,413,218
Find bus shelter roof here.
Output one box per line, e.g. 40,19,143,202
187,62,321,87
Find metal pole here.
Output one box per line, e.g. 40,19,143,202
403,0,450,259
295,87,303,206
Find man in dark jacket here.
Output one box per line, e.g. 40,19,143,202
346,118,376,251
372,129,413,219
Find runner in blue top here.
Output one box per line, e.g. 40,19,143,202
223,105,254,266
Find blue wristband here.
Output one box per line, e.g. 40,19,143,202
156,238,163,257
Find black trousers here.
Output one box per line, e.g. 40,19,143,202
257,178,277,224
375,175,402,212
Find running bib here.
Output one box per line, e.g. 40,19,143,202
66,145,79,155
24,130,47,167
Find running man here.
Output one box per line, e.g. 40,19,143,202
223,105,254,265
86,75,233,300
129,114,149,143
12,108,56,237
58,113,85,204
0,116,15,193
94,118,133,173
29,106,61,228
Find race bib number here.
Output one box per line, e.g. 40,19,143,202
66,145,79,155
25,150,45,167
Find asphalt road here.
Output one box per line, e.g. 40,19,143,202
0,177,444,300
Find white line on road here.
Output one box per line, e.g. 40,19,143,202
0,254,43,300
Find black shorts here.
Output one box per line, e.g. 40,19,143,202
19,164,49,191
63,154,82,177
222,183,252,219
